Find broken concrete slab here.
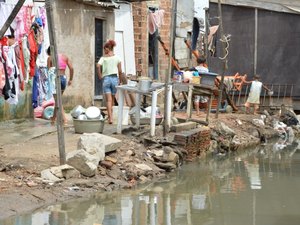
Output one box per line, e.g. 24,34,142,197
66,149,98,177
41,169,64,183
49,164,81,179
50,164,76,179
170,121,197,132
77,133,105,161
78,133,122,154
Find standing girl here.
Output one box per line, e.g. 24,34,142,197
47,47,74,125
97,40,122,124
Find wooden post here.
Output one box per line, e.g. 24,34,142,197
215,0,228,118
45,0,66,165
204,7,209,59
0,0,26,38
163,0,176,136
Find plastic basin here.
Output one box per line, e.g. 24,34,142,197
73,119,104,134
199,72,218,86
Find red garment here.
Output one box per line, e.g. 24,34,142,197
18,41,25,91
18,40,25,77
28,31,37,77
0,37,8,46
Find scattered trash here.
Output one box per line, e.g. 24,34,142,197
68,186,80,191
236,119,242,125
26,180,38,187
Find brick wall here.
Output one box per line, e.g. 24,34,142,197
174,127,211,158
132,0,173,81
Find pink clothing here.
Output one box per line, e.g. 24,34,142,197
0,61,5,93
58,54,67,70
148,10,165,34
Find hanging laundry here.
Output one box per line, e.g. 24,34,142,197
18,40,25,90
24,6,33,35
33,17,44,54
208,25,219,57
37,67,49,102
39,6,47,28
27,31,38,78
148,9,165,35
21,36,30,82
5,46,20,104
0,54,5,94
0,3,16,36
48,67,56,96
32,67,39,108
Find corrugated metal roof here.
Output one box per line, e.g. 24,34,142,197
74,0,120,9
210,0,300,14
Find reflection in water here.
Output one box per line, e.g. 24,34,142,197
2,139,300,225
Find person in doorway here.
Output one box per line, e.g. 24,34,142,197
47,47,74,125
244,74,271,115
97,39,122,124
193,56,209,116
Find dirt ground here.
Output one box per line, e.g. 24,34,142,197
0,111,282,220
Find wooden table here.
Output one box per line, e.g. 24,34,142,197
173,82,218,123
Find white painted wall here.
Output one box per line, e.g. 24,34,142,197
114,3,136,75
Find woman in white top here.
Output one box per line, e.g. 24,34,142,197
97,40,122,124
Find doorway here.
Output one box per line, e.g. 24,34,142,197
148,30,158,80
94,18,104,98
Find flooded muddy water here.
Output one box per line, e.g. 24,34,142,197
1,140,300,225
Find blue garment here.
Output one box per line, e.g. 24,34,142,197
60,75,67,91
32,67,39,108
102,74,118,95
35,17,43,27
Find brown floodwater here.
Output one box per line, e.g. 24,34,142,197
1,139,300,225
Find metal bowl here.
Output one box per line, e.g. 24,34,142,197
85,106,101,119
71,105,86,118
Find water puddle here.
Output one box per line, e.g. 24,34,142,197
1,139,300,225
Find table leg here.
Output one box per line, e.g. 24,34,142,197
187,86,193,118
206,94,213,123
117,90,124,134
166,85,172,129
135,93,141,128
150,90,158,136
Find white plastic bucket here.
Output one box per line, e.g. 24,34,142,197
113,106,129,125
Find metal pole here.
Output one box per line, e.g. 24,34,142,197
163,0,176,136
0,0,26,38
215,0,228,118
254,8,258,75
45,0,66,165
